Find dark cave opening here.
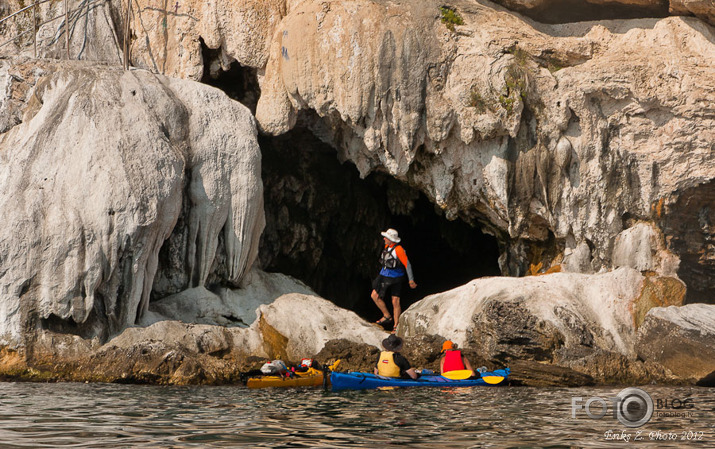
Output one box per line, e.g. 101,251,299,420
199,38,260,114
258,125,501,320
195,41,502,318
383,201,502,314
508,0,669,24
660,180,715,305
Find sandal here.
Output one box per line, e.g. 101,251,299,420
375,316,393,325
391,323,399,334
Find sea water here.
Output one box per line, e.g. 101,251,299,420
0,382,711,447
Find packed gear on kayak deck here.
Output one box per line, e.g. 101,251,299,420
245,360,341,389
296,358,319,372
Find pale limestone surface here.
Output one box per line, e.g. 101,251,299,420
0,0,122,62
611,222,680,275
101,291,387,362
253,293,389,360
148,269,316,327
0,59,264,347
0,1,712,382
106,320,259,356
0,0,285,78
400,268,645,358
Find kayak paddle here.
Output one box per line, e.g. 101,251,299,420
442,370,474,380
442,370,506,384
481,375,505,384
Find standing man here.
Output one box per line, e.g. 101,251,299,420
372,228,417,333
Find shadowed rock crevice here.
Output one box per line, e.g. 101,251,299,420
199,38,261,114
258,122,500,319
660,180,715,304
493,0,670,24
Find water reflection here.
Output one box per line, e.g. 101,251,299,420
0,383,711,447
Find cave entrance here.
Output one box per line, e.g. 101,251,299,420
258,125,501,320
194,45,502,318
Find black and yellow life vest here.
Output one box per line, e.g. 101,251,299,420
377,351,401,378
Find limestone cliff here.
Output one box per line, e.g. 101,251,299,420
0,58,264,346
255,2,715,301
1,1,713,299
0,0,712,384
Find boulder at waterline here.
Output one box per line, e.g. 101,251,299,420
2,288,389,384
399,268,691,383
636,304,715,384
400,268,649,358
253,293,388,361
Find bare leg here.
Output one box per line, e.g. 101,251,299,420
371,289,392,320
391,296,402,326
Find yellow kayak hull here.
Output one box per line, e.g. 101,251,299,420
246,368,325,389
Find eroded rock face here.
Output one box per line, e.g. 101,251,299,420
0,0,122,62
636,304,715,383
255,1,715,285
149,269,316,328
254,293,388,360
0,1,711,386
0,0,285,78
658,180,715,303
1,1,712,294
0,58,264,347
670,0,715,24
401,268,645,357
6,288,390,384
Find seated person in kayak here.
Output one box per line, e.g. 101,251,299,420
439,340,476,378
374,334,418,379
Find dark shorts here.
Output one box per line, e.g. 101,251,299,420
372,275,404,299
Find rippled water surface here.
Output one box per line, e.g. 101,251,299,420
0,382,712,447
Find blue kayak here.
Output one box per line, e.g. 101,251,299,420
330,368,510,391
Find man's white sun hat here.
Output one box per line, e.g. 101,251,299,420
381,228,401,243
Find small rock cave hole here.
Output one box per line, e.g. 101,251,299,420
199,37,260,114
258,126,501,321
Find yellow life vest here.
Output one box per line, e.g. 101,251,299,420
377,351,401,378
